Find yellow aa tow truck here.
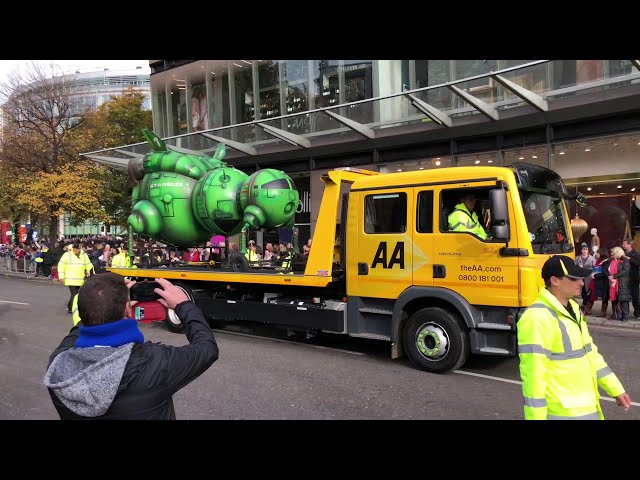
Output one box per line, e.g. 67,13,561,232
109,162,578,373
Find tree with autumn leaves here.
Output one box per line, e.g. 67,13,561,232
0,62,152,244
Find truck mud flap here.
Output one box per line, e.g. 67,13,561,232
197,297,345,332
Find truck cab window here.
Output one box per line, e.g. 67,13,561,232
364,192,407,234
417,191,434,233
441,188,491,240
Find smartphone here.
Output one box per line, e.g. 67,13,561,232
130,281,162,302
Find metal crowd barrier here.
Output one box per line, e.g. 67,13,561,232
1,256,36,274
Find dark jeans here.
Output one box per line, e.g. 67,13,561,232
42,264,52,276
581,285,591,306
67,285,80,312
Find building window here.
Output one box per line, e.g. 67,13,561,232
282,60,310,134
187,60,208,133
232,61,254,127
456,151,500,167
257,60,280,121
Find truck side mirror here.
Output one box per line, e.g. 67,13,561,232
489,188,509,242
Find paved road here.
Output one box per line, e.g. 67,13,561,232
1,275,639,420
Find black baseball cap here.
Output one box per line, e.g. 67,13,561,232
72,243,80,249
542,255,591,280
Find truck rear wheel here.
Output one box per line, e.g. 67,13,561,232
403,307,469,374
165,284,194,333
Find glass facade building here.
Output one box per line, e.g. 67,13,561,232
86,60,640,250
67,68,151,115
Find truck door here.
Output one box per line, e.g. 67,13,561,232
412,188,435,288
432,183,520,307
351,188,414,299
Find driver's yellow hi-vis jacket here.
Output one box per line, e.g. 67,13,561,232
517,288,624,420
447,203,487,240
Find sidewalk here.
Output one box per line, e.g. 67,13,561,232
578,299,640,329
0,264,63,285
2,263,640,329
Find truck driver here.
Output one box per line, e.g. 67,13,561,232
447,192,488,240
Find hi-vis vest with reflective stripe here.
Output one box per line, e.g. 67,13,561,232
447,203,487,240
517,288,624,420
245,249,259,262
112,253,131,268
57,251,92,286
72,294,81,326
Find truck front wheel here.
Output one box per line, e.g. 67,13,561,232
165,284,194,333
403,307,469,374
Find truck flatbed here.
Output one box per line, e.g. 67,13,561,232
107,265,335,287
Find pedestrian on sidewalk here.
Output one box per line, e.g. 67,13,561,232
575,243,595,314
590,247,612,317
622,238,640,318
609,247,631,321
40,243,54,278
517,255,631,419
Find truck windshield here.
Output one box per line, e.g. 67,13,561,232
520,190,572,254
512,162,572,254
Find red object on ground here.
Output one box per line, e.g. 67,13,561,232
134,301,167,323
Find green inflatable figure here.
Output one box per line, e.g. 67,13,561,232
127,129,299,255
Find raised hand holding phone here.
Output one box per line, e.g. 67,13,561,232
153,278,190,310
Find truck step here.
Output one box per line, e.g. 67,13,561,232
476,322,511,331
359,307,393,315
477,347,511,355
349,332,391,341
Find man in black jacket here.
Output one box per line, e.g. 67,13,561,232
88,242,107,274
40,243,54,278
49,240,65,278
43,274,219,419
622,238,640,318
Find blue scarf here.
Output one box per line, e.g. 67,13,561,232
76,318,144,348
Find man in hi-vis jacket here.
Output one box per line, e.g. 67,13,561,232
517,255,631,419
57,243,92,314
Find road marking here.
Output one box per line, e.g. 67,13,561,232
211,328,366,355
588,324,640,334
0,300,30,305
455,369,640,407
455,369,522,385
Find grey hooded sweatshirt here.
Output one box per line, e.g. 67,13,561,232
44,343,134,417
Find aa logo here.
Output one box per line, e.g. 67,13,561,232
371,242,404,269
